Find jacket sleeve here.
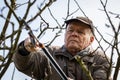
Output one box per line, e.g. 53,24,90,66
92,51,111,80
13,41,52,79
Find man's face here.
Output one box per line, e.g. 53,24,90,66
64,21,94,55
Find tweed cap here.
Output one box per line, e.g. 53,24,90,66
65,16,94,35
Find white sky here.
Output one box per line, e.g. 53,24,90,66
0,0,120,80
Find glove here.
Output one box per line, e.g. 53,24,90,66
24,37,40,52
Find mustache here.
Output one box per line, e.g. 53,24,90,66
67,37,79,42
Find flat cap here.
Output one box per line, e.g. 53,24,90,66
65,16,94,35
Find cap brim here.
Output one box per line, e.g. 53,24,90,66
65,18,91,26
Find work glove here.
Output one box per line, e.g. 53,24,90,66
24,37,40,52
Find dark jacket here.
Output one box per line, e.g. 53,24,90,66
13,41,111,80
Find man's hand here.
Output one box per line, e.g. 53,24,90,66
24,37,40,52
67,77,74,80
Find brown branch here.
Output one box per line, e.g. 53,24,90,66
0,2,13,42
100,0,116,33
23,0,36,20
100,0,120,79
0,0,25,78
48,8,61,28
0,21,24,79
74,0,88,18
27,0,56,23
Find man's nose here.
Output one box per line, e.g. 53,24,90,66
71,31,79,36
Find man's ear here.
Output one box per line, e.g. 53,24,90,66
90,36,94,44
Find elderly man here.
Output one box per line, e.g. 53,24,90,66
13,16,111,80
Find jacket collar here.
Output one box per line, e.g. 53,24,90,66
54,45,94,60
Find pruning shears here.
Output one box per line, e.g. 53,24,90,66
18,17,68,80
